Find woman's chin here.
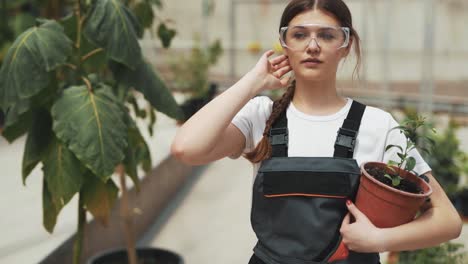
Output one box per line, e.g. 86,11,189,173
296,70,327,82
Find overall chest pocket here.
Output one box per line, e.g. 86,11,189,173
251,157,361,263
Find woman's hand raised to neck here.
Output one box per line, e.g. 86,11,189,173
291,77,347,116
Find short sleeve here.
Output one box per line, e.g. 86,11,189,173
229,96,271,159
382,113,432,176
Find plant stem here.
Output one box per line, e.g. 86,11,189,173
64,63,77,70
81,76,93,92
117,164,138,264
73,192,86,264
81,48,104,62
75,0,81,50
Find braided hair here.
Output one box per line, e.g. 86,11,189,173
244,81,296,163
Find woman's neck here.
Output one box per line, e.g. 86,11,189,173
291,78,347,116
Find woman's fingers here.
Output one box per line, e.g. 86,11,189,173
270,54,288,66
274,59,290,70
263,50,275,60
275,65,292,78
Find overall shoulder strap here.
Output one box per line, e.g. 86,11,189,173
269,102,288,157
333,100,366,158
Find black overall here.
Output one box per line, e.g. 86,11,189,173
250,100,380,264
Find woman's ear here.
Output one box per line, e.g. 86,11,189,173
278,37,289,57
342,37,353,58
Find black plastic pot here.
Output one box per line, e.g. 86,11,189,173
179,82,218,122
87,248,184,264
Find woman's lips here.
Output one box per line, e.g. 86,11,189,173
301,58,323,67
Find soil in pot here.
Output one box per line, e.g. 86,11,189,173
365,165,422,194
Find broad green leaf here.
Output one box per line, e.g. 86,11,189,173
0,19,72,108
83,0,142,69
1,100,31,142
22,109,53,184
2,79,58,143
405,156,416,172
51,84,128,180
43,179,62,233
43,136,85,207
123,115,152,191
82,173,119,226
157,22,176,49
110,60,183,120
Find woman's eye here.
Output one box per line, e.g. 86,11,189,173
293,32,307,39
318,33,335,40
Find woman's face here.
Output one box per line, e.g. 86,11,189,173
282,9,351,82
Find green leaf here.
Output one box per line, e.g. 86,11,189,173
51,84,128,180
405,156,416,172
386,163,398,172
385,144,403,152
43,179,63,233
43,136,85,207
22,109,53,184
82,173,119,226
157,22,176,49
83,0,142,69
122,111,152,191
384,173,393,181
110,60,183,120
1,100,32,142
0,19,72,108
397,152,405,161
392,176,401,187
132,1,154,30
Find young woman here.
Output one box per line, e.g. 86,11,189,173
171,0,462,263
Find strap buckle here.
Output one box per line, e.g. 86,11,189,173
269,128,288,146
334,128,357,151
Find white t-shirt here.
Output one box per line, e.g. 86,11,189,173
230,96,432,178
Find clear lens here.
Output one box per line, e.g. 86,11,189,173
280,24,349,51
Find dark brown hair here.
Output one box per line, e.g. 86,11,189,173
244,0,362,163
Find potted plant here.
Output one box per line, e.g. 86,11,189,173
399,109,468,220
0,0,183,263
355,114,436,228
167,37,223,123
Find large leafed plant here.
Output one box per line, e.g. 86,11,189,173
0,0,180,263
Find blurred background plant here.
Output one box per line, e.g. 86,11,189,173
397,241,467,264
167,36,222,97
167,36,222,122
0,0,181,263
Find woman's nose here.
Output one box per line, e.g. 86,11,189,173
306,37,320,52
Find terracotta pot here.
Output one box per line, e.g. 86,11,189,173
355,162,432,228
